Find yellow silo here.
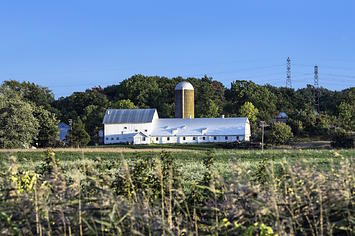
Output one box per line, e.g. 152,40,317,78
175,81,194,118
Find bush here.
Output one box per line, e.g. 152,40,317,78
331,129,354,148
266,122,293,145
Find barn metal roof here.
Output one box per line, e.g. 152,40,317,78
103,109,157,124
151,117,249,136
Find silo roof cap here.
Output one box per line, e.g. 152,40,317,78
175,81,194,90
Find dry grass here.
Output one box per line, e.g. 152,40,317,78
0,149,354,235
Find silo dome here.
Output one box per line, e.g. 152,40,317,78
175,81,194,91
175,81,194,119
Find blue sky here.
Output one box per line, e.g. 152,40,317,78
0,1,354,98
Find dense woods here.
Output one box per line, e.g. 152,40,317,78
0,75,354,148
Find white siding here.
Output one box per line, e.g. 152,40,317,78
104,123,152,144
148,135,244,144
244,121,251,141
133,136,150,145
104,135,133,145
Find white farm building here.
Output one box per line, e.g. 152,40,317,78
103,82,251,145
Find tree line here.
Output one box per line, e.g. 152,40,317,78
0,75,354,148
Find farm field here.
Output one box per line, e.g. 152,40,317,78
0,148,354,235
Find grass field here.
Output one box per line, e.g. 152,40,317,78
0,148,354,235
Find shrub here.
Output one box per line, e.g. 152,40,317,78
266,122,293,145
331,129,354,148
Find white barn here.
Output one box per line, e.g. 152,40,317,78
103,108,251,145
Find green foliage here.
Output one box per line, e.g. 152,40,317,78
55,89,110,124
33,107,59,147
111,99,137,109
67,117,90,147
239,101,259,123
226,80,277,121
252,159,269,184
314,113,333,135
287,118,304,136
331,129,354,148
2,80,55,111
338,102,354,130
0,91,39,148
288,108,317,135
190,76,225,118
82,104,107,144
199,99,219,118
267,122,293,145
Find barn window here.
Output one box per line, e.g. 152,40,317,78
183,137,186,140
156,137,159,141
236,136,240,141
214,136,217,140
124,127,127,129
145,129,148,132
225,136,228,140
135,129,138,132
167,137,170,141
116,137,119,140
111,138,114,140
203,137,206,140
143,137,146,141
106,138,108,140
193,137,196,140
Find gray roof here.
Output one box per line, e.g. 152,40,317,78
103,109,157,124
175,81,194,90
276,112,288,119
151,117,249,136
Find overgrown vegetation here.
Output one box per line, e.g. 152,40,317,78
0,149,354,235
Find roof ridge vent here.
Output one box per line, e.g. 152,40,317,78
201,127,208,135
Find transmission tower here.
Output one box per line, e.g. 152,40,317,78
286,57,292,88
314,65,320,113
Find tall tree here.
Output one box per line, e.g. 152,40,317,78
225,80,277,121
111,99,137,109
188,76,225,118
82,105,107,144
33,107,59,147
239,102,259,123
67,118,90,148
2,80,55,111
337,102,354,131
0,91,39,148
199,99,219,118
